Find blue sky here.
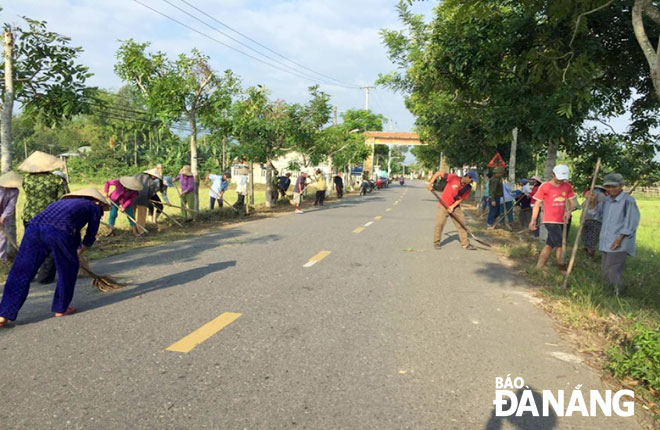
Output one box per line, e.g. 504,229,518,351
3,0,436,132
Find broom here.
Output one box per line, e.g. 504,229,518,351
0,224,124,292
78,256,126,292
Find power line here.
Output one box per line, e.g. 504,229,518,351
175,0,360,89
132,0,357,89
161,0,358,89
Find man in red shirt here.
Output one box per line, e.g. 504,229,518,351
529,165,576,270
427,170,479,250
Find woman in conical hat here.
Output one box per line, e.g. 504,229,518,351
0,171,22,262
134,168,170,223
0,187,109,326
19,151,68,227
174,165,196,220
104,175,143,236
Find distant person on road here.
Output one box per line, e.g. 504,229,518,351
206,170,230,210
588,173,640,296
175,165,196,220
481,172,492,215
487,167,505,229
334,172,344,199
293,172,308,214
501,180,515,226
529,165,576,272
233,166,249,211
0,171,21,263
0,188,109,327
313,169,327,206
426,170,479,250
515,179,532,228
278,172,292,199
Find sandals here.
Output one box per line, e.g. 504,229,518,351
54,306,76,317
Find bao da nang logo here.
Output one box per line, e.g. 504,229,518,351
493,375,634,417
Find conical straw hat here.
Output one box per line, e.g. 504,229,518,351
119,176,144,191
18,151,65,173
143,168,162,179
0,171,23,188
179,165,193,176
62,187,110,209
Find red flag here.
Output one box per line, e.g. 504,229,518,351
487,153,507,168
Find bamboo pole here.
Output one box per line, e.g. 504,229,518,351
561,158,601,289
109,201,148,233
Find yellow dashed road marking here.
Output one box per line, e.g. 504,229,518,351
303,250,332,267
352,227,365,234
374,216,383,220
166,312,242,353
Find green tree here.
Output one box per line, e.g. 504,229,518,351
1,17,94,172
115,39,234,210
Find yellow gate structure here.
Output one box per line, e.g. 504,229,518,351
362,131,426,178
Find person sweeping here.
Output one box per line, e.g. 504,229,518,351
0,188,110,327
19,151,69,283
104,176,143,236
0,171,22,263
175,165,196,220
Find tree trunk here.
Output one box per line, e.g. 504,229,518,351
327,154,333,198
543,140,558,181
2,31,14,174
190,116,200,211
632,0,660,99
133,129,138,166
248,161,255,208
265,161,272,209
508,127,518,184
2,31,17,255
222,136,227,170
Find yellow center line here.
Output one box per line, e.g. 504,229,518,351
374,216,383,220
364,221,374,227
394,201,399,205
303,250,332,267
352,226,365,234
386,208,392,212
166,312,242,353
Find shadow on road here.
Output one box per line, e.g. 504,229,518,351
485,388,558,430
472,262,532,289
96,229,279,273
14,260,237,325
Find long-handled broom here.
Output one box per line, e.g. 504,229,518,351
78,256,126,292
0,224,124,292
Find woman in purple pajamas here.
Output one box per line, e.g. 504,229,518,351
0,188,109,327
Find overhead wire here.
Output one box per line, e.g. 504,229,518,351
132,0,357,90
175,0,360,89
161,0,357,89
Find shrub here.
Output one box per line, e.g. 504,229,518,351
607,322,660,393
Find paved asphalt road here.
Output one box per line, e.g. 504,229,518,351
0,181,642,429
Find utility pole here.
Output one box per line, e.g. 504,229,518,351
328,105,338,197
360,86,374,111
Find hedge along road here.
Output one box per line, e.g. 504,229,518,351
0,181,641,429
